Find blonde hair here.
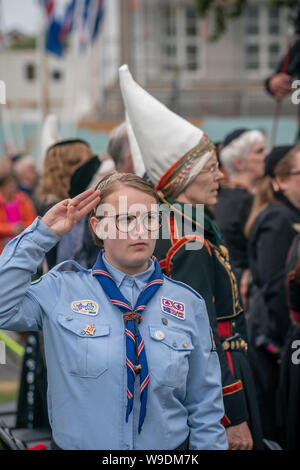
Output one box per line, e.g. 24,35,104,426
89,172,158,246
245,145,300,237
36,140,93,203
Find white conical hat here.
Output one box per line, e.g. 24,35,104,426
41,114,60,159
125,112,145,178
119,64,206,187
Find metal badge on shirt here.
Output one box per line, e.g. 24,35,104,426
71,300,99,316
160,297,185,320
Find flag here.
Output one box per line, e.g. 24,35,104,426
42,0,74,57
59,0,76,42
42,0,106,56
92,0,106,41
79,0,106,49
42,0,64,56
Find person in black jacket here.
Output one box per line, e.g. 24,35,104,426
215,128,267,289
265,6,300,142
278,229,300,449
245,144,300,443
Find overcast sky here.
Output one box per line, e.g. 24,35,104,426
1,0,71,34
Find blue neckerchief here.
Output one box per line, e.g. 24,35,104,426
92,251,164,433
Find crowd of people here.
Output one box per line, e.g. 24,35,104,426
0,53,299,449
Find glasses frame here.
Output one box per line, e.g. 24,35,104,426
199,161,220,175
96,211,163,234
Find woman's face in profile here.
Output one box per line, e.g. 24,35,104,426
277,151,300,209
178,154,224,206
90,185,159,274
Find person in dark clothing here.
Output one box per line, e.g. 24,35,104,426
265,5,300,142
278,230,300,449
119,64,264,450
245,144,300,443
215,129,267,289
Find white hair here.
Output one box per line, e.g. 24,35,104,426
220,130,266,178
107,122,130,170
13,155,36,176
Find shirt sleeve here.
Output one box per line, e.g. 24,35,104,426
184,295,228,450
0,217,61,331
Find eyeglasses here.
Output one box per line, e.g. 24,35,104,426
200,161,220,175
97,212,162,233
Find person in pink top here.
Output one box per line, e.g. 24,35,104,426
0,172,37,253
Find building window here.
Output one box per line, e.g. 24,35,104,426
245,44,259,70
244,4,286,77
268,7,280,35
25,63,36,81
51,69,63,81
245,6,259,35
137,0,204,81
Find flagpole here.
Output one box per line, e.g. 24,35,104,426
60,0,84,137
0,0,18,155
81,0,103,121
36,0,51,168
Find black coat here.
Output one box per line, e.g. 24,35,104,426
248,199,300,348
154,197,263,447
215,187,253,277
278,232,300,449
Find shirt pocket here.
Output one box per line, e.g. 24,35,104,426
148,326,194,388
57,314,110,378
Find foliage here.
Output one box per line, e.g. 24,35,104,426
193,0,298,41
9,36,37,50
194,0,247,41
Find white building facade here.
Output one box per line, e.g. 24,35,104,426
0,0,296,121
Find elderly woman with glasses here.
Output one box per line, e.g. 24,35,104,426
0,172,227,450
119,65,264,450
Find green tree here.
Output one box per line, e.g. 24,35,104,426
194,0,299,41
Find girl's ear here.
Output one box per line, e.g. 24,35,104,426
90,216,99,235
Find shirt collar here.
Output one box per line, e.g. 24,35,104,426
102,253,155,290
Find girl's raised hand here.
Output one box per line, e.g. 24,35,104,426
42,188,100,236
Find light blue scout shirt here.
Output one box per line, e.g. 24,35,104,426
0,217,228,450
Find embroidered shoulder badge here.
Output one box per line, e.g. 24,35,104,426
71,300,99,316
160,297,185,320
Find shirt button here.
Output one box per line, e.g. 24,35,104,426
154,330,165,341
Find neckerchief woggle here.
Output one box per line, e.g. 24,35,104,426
92,251,164,433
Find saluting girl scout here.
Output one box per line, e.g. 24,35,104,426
0,172,227,450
